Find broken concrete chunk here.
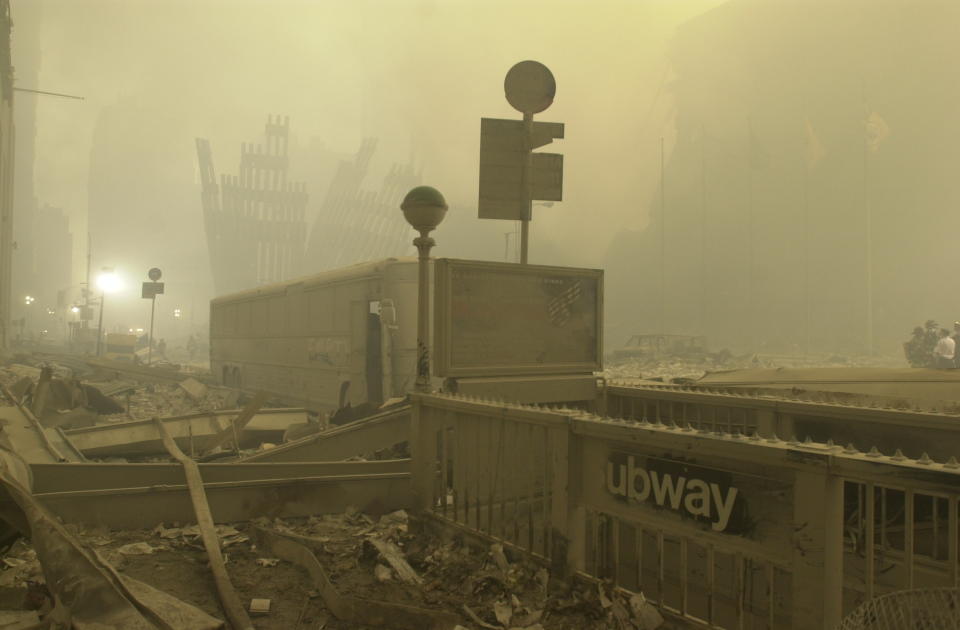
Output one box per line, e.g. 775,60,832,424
489,542,509,572
255,558,279,568
153,524,182,539
379,509,409,526
493,599,512,626
117,542,158,555
462,604,500,630
368,537,422,585
374,563,393,582
0,610,40,629
514,608,543,627
249,597,271,615
535,567,549,593
178,378,208,401
629,592,664,629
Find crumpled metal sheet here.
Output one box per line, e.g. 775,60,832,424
0,447,222,629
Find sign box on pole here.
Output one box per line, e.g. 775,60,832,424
478,118,564,221
433,258,602,378
141,282,165,299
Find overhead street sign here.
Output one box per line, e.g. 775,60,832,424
142,282,164,299
480,117,564,151
478,117,564,221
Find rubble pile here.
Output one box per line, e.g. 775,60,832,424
98,380,237,421
604,352,902,383
0,508,668,630
0,355,239,425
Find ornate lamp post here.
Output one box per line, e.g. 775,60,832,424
400,186,448,393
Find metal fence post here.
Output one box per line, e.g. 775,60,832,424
560,419,587,576
792,468,844,628
410,395,435,513
549,421,570,575
755,408,776,438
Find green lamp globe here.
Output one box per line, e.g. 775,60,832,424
400,186,448,233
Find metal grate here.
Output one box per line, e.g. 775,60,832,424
837,588,960,630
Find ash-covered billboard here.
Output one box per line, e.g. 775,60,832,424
433,259,602,377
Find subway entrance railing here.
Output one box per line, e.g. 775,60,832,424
409,392,960,630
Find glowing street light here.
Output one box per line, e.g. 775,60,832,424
70,306,80,314
24,295,34,305
173,308,182,319
96,270,123,294
95,267,122,356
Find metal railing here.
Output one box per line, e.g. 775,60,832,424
411,393,960,630
605,382,960,462
420,402,564,563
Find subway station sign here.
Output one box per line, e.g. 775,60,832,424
606,452,751,534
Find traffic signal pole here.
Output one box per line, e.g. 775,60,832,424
478,61,562,264
147,294,156,365
520,111,533,264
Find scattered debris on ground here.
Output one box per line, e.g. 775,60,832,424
0,351,675,628
0,505,670,629
604,351,903,384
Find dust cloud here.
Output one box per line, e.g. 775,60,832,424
13,0,959,357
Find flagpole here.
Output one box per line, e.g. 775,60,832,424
660,135,666,335
747,118,755,354
862,85,874,356
864,137,873,355
700,124,707,336
803,157,811,357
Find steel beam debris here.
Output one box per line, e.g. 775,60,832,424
0,448,223,629
63,407,307,458
240,404,409,462
34,467,412,530
0,385,68,463
201,390,268,456
154,416,254,630
30,459,410,494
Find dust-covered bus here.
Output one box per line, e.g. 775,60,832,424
210,258,421,412
210,257,603,412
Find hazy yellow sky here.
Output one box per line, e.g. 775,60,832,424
21,0,726,282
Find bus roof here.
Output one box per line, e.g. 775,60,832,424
210,257,417,305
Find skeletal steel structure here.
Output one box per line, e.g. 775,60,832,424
304,137,421,273
196,115,308,296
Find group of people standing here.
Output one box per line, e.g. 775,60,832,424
904,320,960,368
933,322,960,368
